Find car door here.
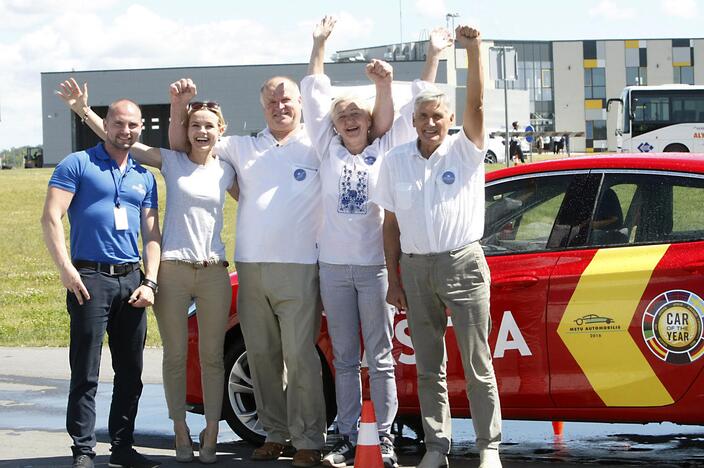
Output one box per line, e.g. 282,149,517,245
479,171,595,408
548,170,704,411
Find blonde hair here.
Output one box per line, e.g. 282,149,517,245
186,106,228,133
330,94,372,120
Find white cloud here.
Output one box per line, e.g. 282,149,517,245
0,5,375,148
415,0,448,19
661,0,698,18
588,0,636,20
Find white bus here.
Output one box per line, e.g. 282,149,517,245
607,85,704,153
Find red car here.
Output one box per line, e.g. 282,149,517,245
186,153,704,444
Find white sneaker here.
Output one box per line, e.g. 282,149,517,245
478,448,502,468
417,450,448,468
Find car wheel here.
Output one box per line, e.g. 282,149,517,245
663,143,689,152
484,150,498,164
222,336,337,445
575,318,583,326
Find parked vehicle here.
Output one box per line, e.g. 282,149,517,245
608,84,704,153
449,127,515,164
186,153,704,444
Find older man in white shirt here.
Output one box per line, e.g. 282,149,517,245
374,26,502,468
169,76,325,468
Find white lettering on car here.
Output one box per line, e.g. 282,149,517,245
385,311,531,366
493,310,532,358
395,318,416,365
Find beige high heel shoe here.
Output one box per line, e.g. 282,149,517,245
174,431,194,463
198,429,217,464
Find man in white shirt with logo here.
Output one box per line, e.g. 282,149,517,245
374,26,502,468
169,77,325,468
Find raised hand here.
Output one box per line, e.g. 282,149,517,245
365,59,393,86
169,78,197,105
56,78,88,113
313,15,336,44
455,25,481,50
428,27,453,55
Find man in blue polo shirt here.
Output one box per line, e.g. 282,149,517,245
41,99,162,468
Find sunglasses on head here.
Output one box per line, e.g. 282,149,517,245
189,101,220,111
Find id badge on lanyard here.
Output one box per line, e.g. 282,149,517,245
111,165,129,231
114,206,128,230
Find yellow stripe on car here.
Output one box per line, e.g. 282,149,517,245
558,245,674,406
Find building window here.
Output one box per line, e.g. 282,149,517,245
586,119,608,152
626,66,647,86
584,68,606,99
674,66,694,85
625,40,647,85
492,40,555,132
672,39,694,85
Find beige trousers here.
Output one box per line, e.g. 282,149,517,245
400,242,502,454
153,260,231,422
235,262,326,450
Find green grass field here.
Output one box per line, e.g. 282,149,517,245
0,167,238,346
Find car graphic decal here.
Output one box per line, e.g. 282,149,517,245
557,244,674,407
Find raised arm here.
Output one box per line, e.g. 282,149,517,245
168,78,197,152
457,26,484,149
56,78,163,168
366,59,394,141
308,15,336,75
421,27,453,83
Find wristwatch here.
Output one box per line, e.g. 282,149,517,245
141,278,158,294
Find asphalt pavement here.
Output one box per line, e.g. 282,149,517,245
1,347,701,468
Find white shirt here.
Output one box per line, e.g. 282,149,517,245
160,150,236,262
300,74,428,265
373,130,487,254
216,128,322,264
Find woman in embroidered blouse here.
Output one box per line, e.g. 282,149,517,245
301,16,453,467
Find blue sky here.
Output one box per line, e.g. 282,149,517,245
0,0,701,148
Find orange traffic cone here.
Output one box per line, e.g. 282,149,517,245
354,400,383,468
552,420,564,437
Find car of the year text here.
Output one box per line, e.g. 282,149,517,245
184,153,704,444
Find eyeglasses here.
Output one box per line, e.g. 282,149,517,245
189,101,220,111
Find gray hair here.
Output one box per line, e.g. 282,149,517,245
259,76,300,107
413,89,450,114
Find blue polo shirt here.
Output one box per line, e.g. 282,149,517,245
49,143,158,263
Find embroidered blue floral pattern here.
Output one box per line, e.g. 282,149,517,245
338,163,368,214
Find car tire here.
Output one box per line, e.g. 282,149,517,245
222,336,337,445
663,143,689,152
485,150,498,164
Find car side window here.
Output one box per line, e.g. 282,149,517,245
588,172,704,247
483,174,578,255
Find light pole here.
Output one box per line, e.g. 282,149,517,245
445,12,459,34
489,46,517,167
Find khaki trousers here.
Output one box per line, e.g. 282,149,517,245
235,262,326,450
153,260,231,422
400,242,502,453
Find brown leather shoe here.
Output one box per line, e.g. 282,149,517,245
292,449,322,467
251,442,287,461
